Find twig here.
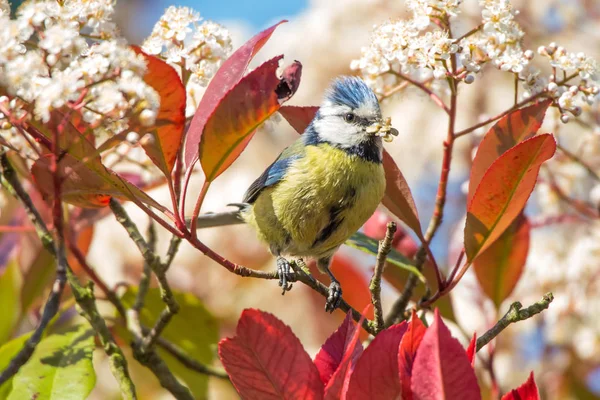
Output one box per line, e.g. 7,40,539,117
454,73,577,138
454,23,483,43
133,222,156,313
476,293,554,352
389,70,450,114
0,152,137,398
67,237,127,318
155,338,229,380
369,222,396,333
69,275,138,400
0,152,67,387
109,199,195,399
384,246,427,328
557,143,600,183
385,17,458,325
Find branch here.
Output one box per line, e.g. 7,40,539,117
557,143,600,183
0,152,137,398
389,70,450,114
0,152,67,387
476,293,554,352
109,199,198,399
369,222,396,333
69,274,138,399
155,337,229,380
384,246,427,327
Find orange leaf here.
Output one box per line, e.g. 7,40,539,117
185,20,286,168
468,100,551,204
474,214,530,308
132,46,186,175
198,56,302,181
465,134,556,262
382,151,423,239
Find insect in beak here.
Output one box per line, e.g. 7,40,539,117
365,117,399,142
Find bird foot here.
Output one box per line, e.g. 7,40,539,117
325,280,342,313
276,257,294,295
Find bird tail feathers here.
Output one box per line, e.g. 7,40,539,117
187,203,248,229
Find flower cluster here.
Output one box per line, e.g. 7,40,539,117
0,0,161,162
142,6,232,116
350,2,461,92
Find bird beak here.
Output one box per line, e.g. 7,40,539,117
365,118,399,142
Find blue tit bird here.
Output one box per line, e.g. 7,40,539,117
194,76,397,312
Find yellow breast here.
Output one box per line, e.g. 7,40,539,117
244,144,385,259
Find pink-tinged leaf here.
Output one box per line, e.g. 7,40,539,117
382,151,423,240
465,134,556,262
184,20,286,167
279,105,319,133
474,215,531,308
218,309,323,400
132,46,186,175
346,322,408,400
501,372,539,400
466,333,477,367
468,100,551,204
314,311,362,386
198,57,302,181
323,305,371,400
411,309,481,400
28,114,166,211
398,310,427,400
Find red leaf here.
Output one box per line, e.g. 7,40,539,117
279,105,319,133
314,311,362,386
464,134,556,262
501,372,539,400
323,305,370,400
411,309,481,400
468,100,551,204
346,322,408,400
218,309,323,400
474,215,531,308
184,20,286,167
466,333,477,367
198,57,302,181
398,310,427,400
382,151,423,239
132,46,186,175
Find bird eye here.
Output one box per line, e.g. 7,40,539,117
344,113,355,123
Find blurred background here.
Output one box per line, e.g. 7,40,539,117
5,0,600,398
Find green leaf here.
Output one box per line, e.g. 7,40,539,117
0,333,32,398
121,288,219,400
20,248,55,316
8,324,96,400
0,259,23,345
346,232,425,281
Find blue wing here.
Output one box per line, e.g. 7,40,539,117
243,138,305,204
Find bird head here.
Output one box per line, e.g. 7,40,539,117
311,76,398,153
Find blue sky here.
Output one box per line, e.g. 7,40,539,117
158,0,307,30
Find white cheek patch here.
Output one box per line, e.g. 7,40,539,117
313,116,365,148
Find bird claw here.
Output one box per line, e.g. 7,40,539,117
325,280,342,313
276,257,294,294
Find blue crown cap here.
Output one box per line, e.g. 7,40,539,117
324,76,380,112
